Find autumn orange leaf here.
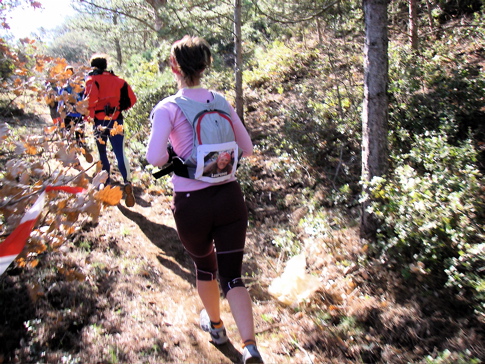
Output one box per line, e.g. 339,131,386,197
66,212,80,222
74,175,90,189
49,60,69,78
25,143,37,155
110,122,124,136
58,267,86,282
44,126,57,134
73,84,84,93
66,226,77,236
15,69,28,77
57,200,68,209
16,257,27,268
96,161,103,173
95,185,122,206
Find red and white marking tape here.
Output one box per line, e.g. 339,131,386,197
0,186,85,275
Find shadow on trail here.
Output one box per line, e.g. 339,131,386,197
0,274,36,360
211,341,243,363
117,205,195,286
132,185,151,208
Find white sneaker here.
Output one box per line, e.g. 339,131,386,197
242,344,264,364
199,309,228,345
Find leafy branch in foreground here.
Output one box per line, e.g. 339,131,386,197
0,120,123,274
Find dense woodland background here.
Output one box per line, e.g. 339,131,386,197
0,0,485,363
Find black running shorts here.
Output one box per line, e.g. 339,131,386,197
171,181,248,283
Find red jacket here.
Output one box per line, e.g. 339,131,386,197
85,71,137,120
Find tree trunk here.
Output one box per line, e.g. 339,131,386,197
234,0,244,124
145,0,166,32
361,0,389,241
425,0,435,32
409,0,419,50
112,13,123,66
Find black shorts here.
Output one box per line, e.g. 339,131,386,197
171,181,248,282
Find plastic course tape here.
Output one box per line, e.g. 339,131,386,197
0,186,85,275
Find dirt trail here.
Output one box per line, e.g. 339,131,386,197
81,185,294,364
17,111,295,363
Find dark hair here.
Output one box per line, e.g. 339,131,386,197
171,36,212,84
90,54,108,71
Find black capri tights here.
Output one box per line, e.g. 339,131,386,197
171,181,248,296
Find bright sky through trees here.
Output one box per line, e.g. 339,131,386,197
3,0,75,39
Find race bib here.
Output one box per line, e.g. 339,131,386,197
195,141,239,183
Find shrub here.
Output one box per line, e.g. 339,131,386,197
388,42,485,157
368,131,485,314
243,40,319,92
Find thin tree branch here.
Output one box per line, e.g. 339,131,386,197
0,163,97,209
78,0,158,32
250,0,339,25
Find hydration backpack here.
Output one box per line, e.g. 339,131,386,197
153,91,241,183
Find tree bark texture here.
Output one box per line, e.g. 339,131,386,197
145,0,165,31
112,13,123,66
425,0,435,31
361,0,389,241
409,0,419,50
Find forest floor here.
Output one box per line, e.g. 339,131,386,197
1,96,484,364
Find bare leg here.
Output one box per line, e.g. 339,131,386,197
197,279,221,322
198,281,257,344
226,286,256,343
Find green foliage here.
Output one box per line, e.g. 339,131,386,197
235,158,255,197
300,207,354,242
380,19,485,317
243,40,319,92
242,14,289,44
47,30,98,63
271,229,301,259
424,348,482,364
280,98,361,190
242,38,362,198
388,41,485,155
203,66,235,94
122,50,177,137
0,38,15,82
368,132,485,314
435,0,483,22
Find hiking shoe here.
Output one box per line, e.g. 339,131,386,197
124,182,135,207
83,150,93,163
200,309,228,345
242,344,264,364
